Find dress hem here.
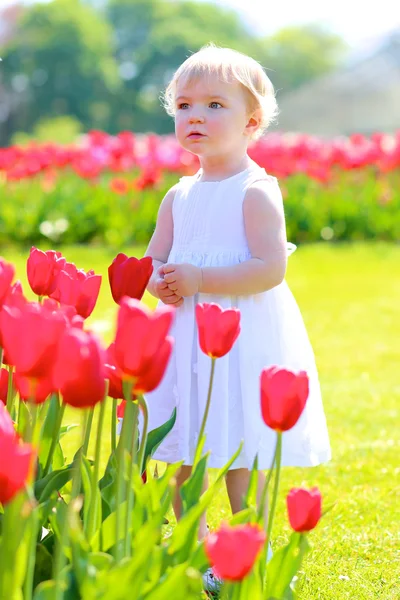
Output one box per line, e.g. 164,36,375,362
150,450,332,470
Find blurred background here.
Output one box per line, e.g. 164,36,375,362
0,0,399,250
0,0,399,143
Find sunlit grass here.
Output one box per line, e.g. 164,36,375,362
6,242,400,599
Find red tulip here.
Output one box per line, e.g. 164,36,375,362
0,281,27,351
53,328,105,408
135,338,172,394
204,522,266,581
0,258,15,306
108,254,153,305
0,402,35,505
195,303,241,358
14,372,54,405
260,366,309,432
27,247,66,296
286,487,322,532
114,298,174,385
50,262,101,319
1,301,66,378
0,368,9,403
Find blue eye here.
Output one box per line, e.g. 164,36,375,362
209,102,222,109
177,103,189,109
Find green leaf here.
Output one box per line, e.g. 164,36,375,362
168,442,243,558
143,408,176,471
243,454,259,509
80,455,92,530
180,454,207,513
34,466,74,503
143,563,203,600
38,394,60,470
33,580,59,600
99,452,118,520
33,543,53,590
59,424,79,439
266,532,309,599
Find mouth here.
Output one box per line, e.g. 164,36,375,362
187,132,206,139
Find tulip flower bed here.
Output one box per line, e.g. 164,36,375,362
1,242,399,599
0,246,331,600
0,131,399,248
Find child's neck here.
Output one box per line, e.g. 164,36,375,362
198,153,253,182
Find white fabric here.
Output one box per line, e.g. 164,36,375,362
144,164,331,469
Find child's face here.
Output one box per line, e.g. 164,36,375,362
174,74,256,158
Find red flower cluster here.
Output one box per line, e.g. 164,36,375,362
0,249,175,409
1,130,399,186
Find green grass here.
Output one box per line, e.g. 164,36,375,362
6,242,400,599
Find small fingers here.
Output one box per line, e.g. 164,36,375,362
155,277,168,289
162,263,176,274
164,273,176,284
162,294,183,305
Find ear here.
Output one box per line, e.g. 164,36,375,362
244,107,262,138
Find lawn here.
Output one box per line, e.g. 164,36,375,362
6,242,400,599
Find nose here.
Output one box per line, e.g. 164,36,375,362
189,113,205,124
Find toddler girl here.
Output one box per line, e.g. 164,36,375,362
144,43,331,543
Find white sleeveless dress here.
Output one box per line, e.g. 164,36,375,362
144,164,331,470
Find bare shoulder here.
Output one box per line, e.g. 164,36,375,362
160,182,179,210
243,179,284,223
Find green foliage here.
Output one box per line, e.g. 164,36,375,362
12,115,84,146
0,168,399,249
1,0,120,138
261,24,348,92
0,0,348,144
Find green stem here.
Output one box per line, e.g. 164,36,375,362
136,395,148,475
87,398,107,542
53,412,86,600
38,295,43,304
0,346,3,366
82,408,94,456
25,400,38,445
194,357,216,466
5,365,14,416
43,402,66,477
124,401,139,557
265,432,282,550
257,436,279,522
114,381,134,561
23,489,38,600
111,398,117,453
0,494,26,599
71,411,87,500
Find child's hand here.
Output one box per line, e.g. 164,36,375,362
162,263,202,297
155,266,184,307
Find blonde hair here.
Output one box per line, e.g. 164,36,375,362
162,43,279,140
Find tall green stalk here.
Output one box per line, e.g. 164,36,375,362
43,399,66,477
194,357,216,467
265,432,282,552
87,397,107,542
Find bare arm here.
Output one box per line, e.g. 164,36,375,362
162,181,288,297
144,184,182,304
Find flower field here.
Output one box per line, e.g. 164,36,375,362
1,130,399,248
